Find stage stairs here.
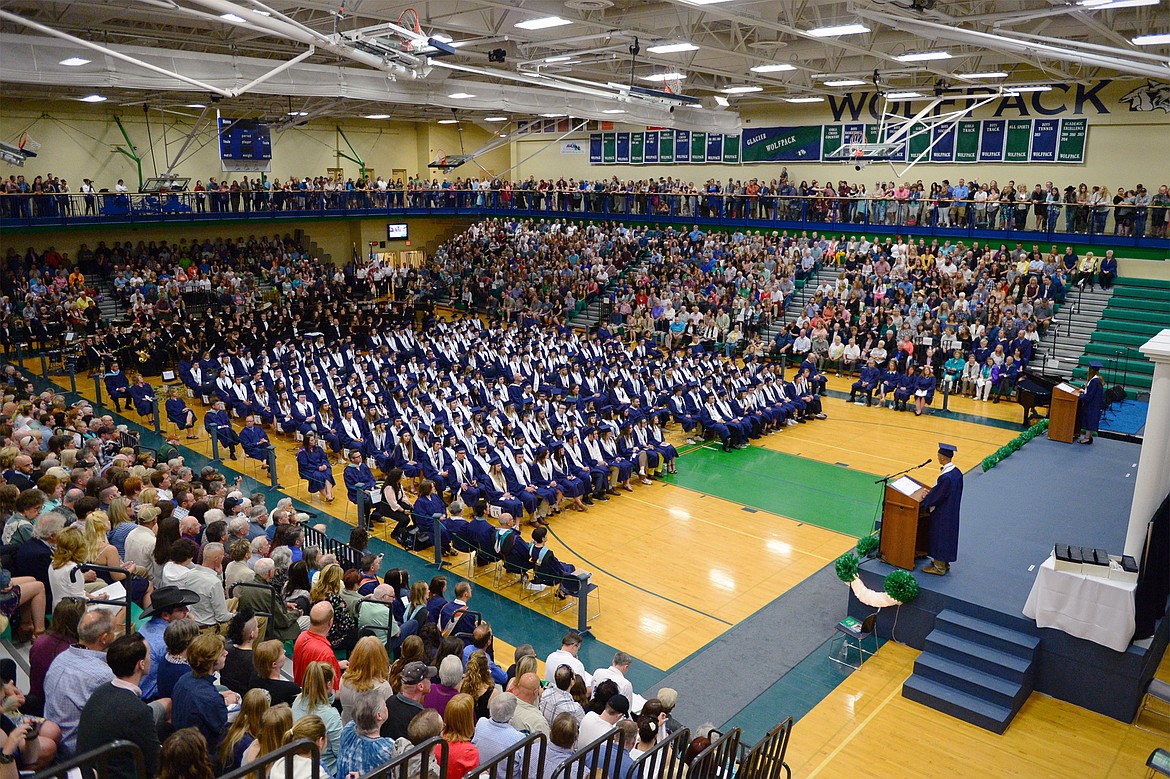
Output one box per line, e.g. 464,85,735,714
1072,277,1169,397
902,604,1040,734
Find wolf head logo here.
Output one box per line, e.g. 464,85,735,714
1120,81,1170,112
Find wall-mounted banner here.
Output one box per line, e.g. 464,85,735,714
586,115,1090,165
742,125,823,162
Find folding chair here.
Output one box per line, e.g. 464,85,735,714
828,613,878,670
555,579,600,619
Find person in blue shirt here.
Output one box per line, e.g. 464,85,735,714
172,633,239,756
135,585,198,701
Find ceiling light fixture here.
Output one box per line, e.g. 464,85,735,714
448,92,476,99
886,91,924,99
288,111,308,116
896,51,952,62
220,13,245,23
1078,0,1159,8
437,119,459,124
784,96,824,103
364,114,391,119
647,42,700,54
515,16,572,30
640,72,686,82
721,85,764,94
713,95,731,107
79,94,107,102
484,116,509,122
602,109,626,114
1133,32,1170,44
750,63,797,73
540,113,567,118
822,79,867,86
59,57,90,67
186,103,207,108
1005,85,1052,92
544,55,574,63
806,24,870,37
959,71,1008,79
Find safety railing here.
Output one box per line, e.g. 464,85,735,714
549,726,623,779
357,735,447,779
737,718,793,779
473,731,548,779
29,739,146,779
2,190,1164,248
220,738,321,779
689,728,741,779
629,726,690,779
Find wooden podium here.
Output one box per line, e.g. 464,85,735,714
879,477,931,570
1048,383,1081,444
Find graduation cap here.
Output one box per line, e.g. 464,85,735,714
534,445,548,456
1088,361,1103,370
938,442,958,458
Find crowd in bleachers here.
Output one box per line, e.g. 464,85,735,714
6,170,1168,238
1,369,718,779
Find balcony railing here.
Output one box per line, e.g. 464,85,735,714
2,190,1166,250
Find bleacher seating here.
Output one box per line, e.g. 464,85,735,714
1075,277,1170,394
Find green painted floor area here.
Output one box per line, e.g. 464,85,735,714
662,446,880,538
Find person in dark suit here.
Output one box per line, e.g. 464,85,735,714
1077,361,1105,445
920,443,964,576
75,634,162,779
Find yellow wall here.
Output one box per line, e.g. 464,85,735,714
0,103,509,188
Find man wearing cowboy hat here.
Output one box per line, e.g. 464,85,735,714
136,586,199,700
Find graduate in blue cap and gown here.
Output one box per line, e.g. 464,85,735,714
1077,361,1104,445
920,443,964,576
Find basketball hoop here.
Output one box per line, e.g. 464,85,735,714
431,148,447,167
660,68,683,97
17,132,40,153
397,8,421,50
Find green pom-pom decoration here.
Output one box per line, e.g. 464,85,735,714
835,552,860,583
856,534,880,557
884,570,920,604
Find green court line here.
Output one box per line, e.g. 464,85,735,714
662,446,880,538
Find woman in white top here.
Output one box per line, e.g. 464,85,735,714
47,527,121,623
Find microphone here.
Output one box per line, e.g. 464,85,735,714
921,458,933,467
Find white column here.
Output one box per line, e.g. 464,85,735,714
1125,328,1170,558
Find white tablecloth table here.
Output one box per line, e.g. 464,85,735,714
1022,554,1137,652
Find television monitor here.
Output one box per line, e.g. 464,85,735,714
387,223,408,240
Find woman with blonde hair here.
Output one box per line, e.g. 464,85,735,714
459,650,495,721
82,510,139,587
309,563,358,653
291,662,343,775
240,703,292,766
438,693,479,779
218,688,270,773
105,497,135,555
339,636,391,724
277,715,330,779
47,526,118,611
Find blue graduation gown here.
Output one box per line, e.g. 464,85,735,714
921,465,963,562
239,425,271,461
1078,375,1104,433
129,383,155,416
296,446,334,493
166,397,195,428
343,462,377,504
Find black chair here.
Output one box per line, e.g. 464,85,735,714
828,613,878,670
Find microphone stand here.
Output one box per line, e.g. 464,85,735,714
870,459,933,534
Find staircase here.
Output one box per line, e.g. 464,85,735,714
293,228,334,266
903,607,1039,734
90,277,126,325
1072,277,1169,398
1034,286,1113,381
761,264,833,344
566,253,652,330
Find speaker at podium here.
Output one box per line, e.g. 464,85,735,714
879,475,931,570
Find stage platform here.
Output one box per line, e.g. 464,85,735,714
850,435,1168,725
